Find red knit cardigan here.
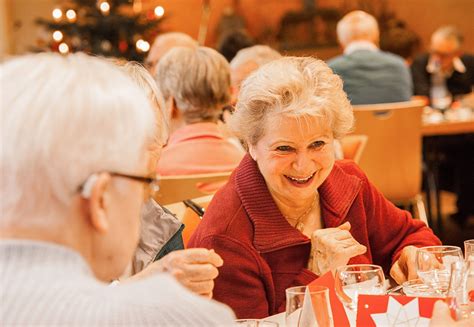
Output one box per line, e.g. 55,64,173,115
188,155,441,319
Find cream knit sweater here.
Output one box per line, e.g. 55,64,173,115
0,240,235,326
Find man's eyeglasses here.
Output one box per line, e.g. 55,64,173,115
78,172,160,202
218,105,234,123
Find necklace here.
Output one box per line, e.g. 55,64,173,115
283,193,319,232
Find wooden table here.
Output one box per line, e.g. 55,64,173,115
422,119,474,136
422,116,474,234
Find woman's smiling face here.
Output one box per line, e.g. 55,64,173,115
248,114,335,205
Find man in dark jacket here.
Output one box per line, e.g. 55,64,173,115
411,26,474,225
411,25,474,106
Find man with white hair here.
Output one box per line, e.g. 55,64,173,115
411,25,474,107
0,53,235,325
145,32,198,75
411,26,474,226
230,45,281,105
328,10,412,105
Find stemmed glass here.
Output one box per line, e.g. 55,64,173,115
464,240,474,261
235,319,279,326
285,286,333,327
416,246,463,296
448,259,474,320
335,264,386,313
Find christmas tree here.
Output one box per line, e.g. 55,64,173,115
36,0,164,62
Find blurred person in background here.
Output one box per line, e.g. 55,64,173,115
145,32,198,76
115,61,225,298
230,45,282,105
412,26,474,226
188,56,440,319
217,29,255,63
0,53,235,325
411,25,474,107
155,46,245,176
328,10,412,105
380,26,421,66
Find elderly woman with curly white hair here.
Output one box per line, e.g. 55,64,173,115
188,56,441,319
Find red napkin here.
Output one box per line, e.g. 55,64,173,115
357,295,445,326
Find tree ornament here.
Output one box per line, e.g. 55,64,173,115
118,40,128,53
101,40,112,52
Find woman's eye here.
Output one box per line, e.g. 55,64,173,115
310,141,326,149
276,145,293,152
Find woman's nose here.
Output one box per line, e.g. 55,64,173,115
292,152,311,171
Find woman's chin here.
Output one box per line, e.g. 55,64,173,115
282,176,319,200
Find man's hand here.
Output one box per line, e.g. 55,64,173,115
128,248,223,298
310,222,367,276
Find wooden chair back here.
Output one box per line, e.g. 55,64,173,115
352,100,424,202
164,195,213,247
340,134,368,164
153,172,232,206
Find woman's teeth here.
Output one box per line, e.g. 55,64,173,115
286,173,315,184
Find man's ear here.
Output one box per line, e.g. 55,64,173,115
88,173,112,234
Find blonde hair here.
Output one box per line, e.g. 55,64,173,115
114,60,169,145
337,10,380,47
229,56,353,147
0,53,156,228
156,46,231,123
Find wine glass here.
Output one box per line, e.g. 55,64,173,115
464,240,474,261
402,278,439,297
448,259,474,320
286,285,333,327
235,319,279,326
335,264,385,313
416,246,463,296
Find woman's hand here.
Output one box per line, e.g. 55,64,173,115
310,222,367,276
390,245,419,284
390,245,442,284
127,248,223,298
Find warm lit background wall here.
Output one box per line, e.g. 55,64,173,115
2,0,473,59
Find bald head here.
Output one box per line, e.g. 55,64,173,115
431,26,463,52
146,32,198,75
337,10,379,48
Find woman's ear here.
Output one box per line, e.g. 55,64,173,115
248,144,257,161
169,96,179,119
88,173,112,234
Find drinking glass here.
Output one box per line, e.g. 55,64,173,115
464,240,474,261
402,278,439,297
335,264,385,312
286,285,333,327
448,260,474,320
235,319,279,326
416,246,463,296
